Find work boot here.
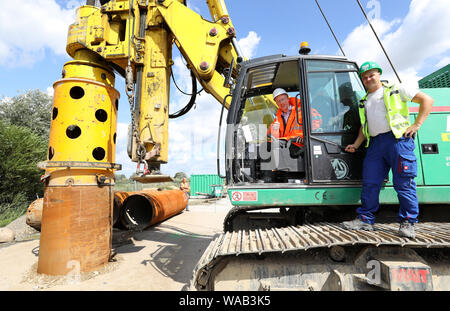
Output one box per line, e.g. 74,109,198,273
399,220,416,239
341,218,374,231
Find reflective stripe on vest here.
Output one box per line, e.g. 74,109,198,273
358,82,411,147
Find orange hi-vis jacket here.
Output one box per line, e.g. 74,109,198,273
268,98,322,147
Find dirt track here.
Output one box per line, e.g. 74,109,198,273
0,198,232,291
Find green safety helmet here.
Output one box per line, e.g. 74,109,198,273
359,61,382,76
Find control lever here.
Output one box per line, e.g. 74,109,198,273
310,136,363,153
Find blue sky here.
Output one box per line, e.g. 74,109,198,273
1,0,449,177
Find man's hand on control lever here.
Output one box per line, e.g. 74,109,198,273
294,136,304,144
344,144,358,153
287,137,304,145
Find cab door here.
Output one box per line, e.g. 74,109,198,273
303,59,366,183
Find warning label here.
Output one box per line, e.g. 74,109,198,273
231,191,258,202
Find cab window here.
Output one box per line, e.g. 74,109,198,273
306,61,365,135
239,95,278,144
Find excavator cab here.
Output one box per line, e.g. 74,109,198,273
226,54,367,186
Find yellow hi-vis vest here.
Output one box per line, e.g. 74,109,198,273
358,82,411,147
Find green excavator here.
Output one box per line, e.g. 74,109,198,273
192,52,450,291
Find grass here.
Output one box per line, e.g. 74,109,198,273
0,202,27,228
114,180,180,192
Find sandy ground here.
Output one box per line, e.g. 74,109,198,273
0,198,232,291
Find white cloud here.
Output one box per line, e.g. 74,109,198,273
116,122,129,143
172,56,193,99
1,97,12,104
46,86,54,97
115,148,135,177
238,31,261,59
166,91,225,176
159,55,228,176
0,0,79,67
114,122,135,177
341,0,450,86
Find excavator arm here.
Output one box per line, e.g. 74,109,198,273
66,0,243,175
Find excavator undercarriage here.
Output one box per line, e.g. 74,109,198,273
193,221,450,291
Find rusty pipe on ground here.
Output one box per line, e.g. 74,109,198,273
113,191,131,227
26,198,43,231
120,189,188,230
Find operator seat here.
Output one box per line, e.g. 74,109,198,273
260,140,305,173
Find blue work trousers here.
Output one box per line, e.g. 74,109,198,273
357,131,419,224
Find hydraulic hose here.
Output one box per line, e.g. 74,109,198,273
169,70,198,119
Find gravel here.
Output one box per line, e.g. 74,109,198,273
21,257,122,290
5,214,40,242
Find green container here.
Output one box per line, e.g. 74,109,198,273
419,64,450,89
190,174,224,197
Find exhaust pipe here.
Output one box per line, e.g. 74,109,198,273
120,189,188,230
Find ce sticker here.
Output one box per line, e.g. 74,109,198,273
315,191,328,200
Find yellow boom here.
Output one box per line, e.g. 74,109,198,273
66,0,241,168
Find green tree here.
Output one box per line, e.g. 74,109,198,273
174,171,187,180
173,172,188,187
0,120,47,226
0,89,52,139
174,172,187,179
115,174,128,182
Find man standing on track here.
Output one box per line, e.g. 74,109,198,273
342,61,434,238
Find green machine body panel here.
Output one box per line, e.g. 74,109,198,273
417,113,450,185
227,185,450,207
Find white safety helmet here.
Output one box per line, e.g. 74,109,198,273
273,88,288,100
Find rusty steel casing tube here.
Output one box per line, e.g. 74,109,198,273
120,189,188,230
38,186,114,275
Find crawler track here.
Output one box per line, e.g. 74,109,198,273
193,222,450,290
